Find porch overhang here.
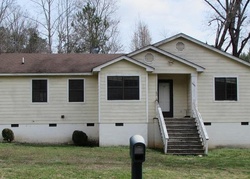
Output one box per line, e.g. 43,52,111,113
128,46,205,73
92,55,155,72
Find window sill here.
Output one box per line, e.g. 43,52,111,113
32,102,49,104
213,100,238,103
107,100,141,103
68,102,85,104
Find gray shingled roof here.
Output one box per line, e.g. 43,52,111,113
0,53,123,73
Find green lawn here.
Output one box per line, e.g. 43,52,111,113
0,143,249,179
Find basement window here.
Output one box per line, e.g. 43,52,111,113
115,123,124,126
49,123,57,127
11,124,19,127
87,123,95,127
241,122,249,125
204,122,211,126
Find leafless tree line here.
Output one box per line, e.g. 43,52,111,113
0,0,123,53
0,0,249,57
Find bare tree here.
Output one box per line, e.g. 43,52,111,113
130,20,152,51
0,3,47,53
5,5,29,52
0,0,15,53
0,0,14,25
30,0,58,53
205,0,250,57
57,0,77,53
103,24,123,53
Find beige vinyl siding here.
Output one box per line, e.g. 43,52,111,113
158,38,250,122
99,60,148,123
133,51,196,74
0,75,98,124
197,73,250,123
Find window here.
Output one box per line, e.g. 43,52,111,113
215,77,237,101
32,80,47,102
69,79,84,102
108,76,139,100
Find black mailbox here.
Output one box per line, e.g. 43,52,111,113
130,135,146,162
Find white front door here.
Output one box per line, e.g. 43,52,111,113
159,82,170,111
158,80,173,117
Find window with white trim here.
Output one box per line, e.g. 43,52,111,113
69,79,84,102
107,76,139,100
214,77,237,101
32,79,48,102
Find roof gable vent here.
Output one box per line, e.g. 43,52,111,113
145,53,154,63
176,42,185,51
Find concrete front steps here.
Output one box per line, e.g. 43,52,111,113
165,118,205,155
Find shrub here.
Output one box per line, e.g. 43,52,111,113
72,130,88,146
87,139,99,147
2,128,14,142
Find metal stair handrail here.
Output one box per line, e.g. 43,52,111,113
156,101,169,154
192,103,209,154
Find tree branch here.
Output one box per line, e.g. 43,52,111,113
204,0,226,20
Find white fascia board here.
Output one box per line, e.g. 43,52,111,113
153,33,184,47
0,73,93,76
127,45,154,57
92,55,154,72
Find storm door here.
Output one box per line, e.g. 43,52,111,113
158,80,173,117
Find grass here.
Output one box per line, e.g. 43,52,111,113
0,143,250,179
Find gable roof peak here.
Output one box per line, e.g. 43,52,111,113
153,33,197,47
154,33,250,67
92,55,154,72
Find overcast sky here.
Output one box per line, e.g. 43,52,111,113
18,0,214,52
118,0,212,52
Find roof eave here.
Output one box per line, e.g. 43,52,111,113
0,72,93,76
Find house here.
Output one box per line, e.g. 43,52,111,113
0,33,250,154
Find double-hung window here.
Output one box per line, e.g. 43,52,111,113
107,76,139,100
32,79,48,102
214,77,237,101
69,79,84,102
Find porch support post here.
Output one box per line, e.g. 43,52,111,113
191,73,198,112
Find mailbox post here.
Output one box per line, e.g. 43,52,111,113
130,135,146,179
